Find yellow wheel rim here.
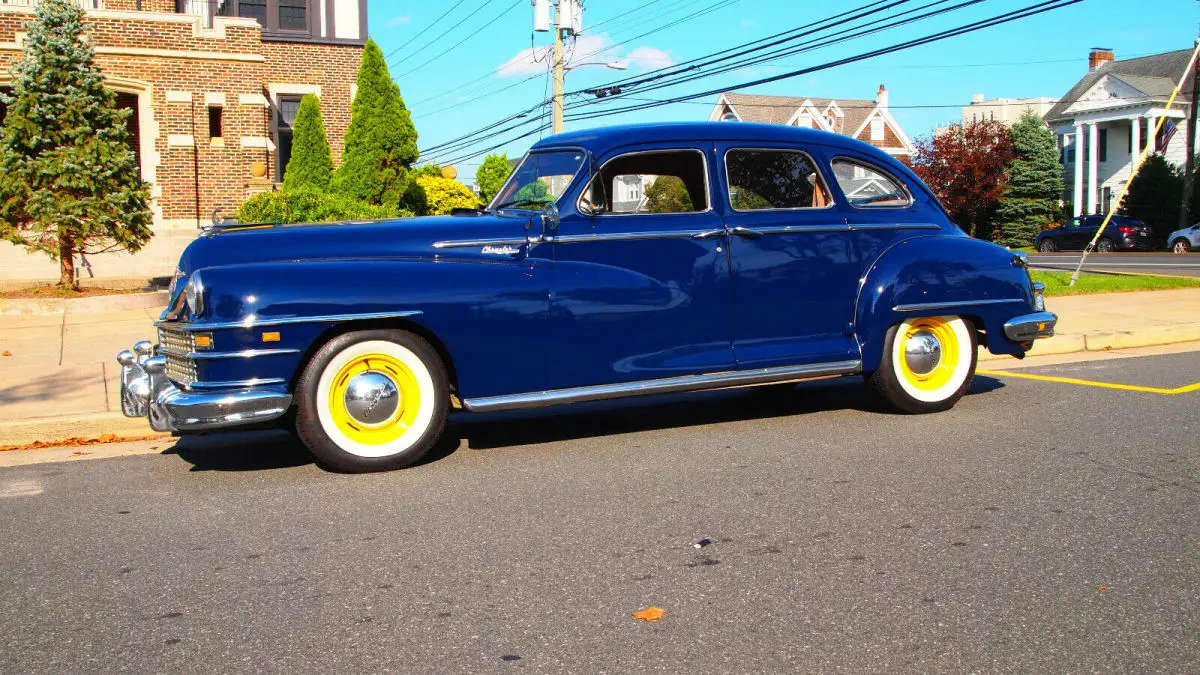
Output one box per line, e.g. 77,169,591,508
896,317,960,392
327,353,421,445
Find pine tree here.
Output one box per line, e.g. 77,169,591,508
0,0,152,288
475,153,512,203
282,94,333,192
992,113,1065,248
1119,153,1183,240
330,39,419,208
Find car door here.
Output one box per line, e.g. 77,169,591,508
1077,216,1103,249
546,146,736,388
718,144,858,367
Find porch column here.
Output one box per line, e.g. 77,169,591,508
1073,123,1085,216
1131,116,1141,167
1087,122,1099,215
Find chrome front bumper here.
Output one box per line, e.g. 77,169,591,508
1003,312,1057,342
117,339,292,433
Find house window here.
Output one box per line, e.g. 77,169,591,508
0,86,11,125
238,0,267,23
113,91,142,178
276,95,302,180
870,118,884,141
208,106,223,139
1098,128,1107,162
278,0,307,31
721,111,738,122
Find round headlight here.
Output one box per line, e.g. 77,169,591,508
184,272,204,317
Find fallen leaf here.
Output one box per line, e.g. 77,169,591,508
1,351,11,357
632,606,665,622
72,451,92,456
0,434,167,453
1097,586,1110,592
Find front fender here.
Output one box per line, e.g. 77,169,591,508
174,258,551,398
855,236,1034,371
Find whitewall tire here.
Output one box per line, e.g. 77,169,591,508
867,315,977,414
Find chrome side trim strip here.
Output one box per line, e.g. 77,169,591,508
433,237,528,249
462,360,862,413
188,378,289,390
893,298,1024,312
552,230,714,244
158,310,423,332
848,223,941,231
753,225,848,235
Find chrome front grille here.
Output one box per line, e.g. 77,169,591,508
158,327,197,386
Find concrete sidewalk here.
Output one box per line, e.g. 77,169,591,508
2,288,1199,446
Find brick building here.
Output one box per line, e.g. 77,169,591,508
708,86,916,164
0,0,367,281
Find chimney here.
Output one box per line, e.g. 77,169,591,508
972,93,985,104
876,84,888,109
1089,48,1114,72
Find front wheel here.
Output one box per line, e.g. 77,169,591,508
295,329,449,473
1173,239,1192,254
867,316,978,414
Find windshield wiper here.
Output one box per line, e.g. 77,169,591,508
491,198,553,212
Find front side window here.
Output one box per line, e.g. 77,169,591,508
580,149,708,215
830,158,912,208
490,150,586,210
725,149,831,211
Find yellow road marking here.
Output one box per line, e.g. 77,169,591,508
977,370,1200,395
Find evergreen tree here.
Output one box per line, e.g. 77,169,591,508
282,94,333,192
992,113,1065,248
475,153,512,203
330,39,419,208
644,176,694,213
1119,153,1183,241
0,0,152,288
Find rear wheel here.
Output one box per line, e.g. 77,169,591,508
1037,239,1057,253
295,329,449,473
1096,237,1115,253
1173,239,1192,254
868,316,977,414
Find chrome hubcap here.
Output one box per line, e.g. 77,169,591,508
343,371,401,425
904,330,942,375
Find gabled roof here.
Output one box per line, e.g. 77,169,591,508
719,92,877,135
1045,49,1195,122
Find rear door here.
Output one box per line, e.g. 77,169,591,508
718,144,857,367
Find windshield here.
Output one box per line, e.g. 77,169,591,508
489,149,587,211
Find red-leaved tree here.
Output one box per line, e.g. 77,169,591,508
912,120,1015,238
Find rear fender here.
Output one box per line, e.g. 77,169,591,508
855,236,1034,371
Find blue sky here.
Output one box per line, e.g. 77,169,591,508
368,0,1196,181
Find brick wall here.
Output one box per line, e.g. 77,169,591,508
0,6,362,281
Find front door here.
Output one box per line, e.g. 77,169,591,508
548,146,736,388
718,144,857,367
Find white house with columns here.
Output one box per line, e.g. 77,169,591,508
1046,48,1196,217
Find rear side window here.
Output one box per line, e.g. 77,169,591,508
831,158,912,208
725,149,832,210
580,149,709,215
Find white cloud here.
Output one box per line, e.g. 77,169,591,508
626,46,676,69
496,33,674,77
386,16,411,27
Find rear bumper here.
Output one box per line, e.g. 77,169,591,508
1003,312,1057,342
118,340,292,433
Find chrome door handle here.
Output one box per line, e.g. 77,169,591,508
691,229,725,240
729,226,764,239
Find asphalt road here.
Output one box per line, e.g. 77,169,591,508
1029,252,1200,277
1,351,1198,672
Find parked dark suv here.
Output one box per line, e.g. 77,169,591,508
1035,215,1157,252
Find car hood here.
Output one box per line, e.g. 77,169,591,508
175,214,532,275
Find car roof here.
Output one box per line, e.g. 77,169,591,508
531,121,898,164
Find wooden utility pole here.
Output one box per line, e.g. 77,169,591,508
553,21,564,135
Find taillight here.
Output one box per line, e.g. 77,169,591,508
1118,226,1136,234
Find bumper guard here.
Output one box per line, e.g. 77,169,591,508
1003,312,1057,342
117,339,292,432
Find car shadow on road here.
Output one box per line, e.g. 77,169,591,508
163,375,1006,472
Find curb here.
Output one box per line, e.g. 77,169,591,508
0,412,168,448
978,324,1200,361
0,291,169,316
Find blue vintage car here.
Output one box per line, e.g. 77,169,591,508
118,122,1055,472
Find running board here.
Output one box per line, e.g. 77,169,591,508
461,360,863,413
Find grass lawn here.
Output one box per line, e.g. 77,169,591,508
1031,270,1200,296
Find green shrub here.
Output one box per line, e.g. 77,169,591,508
236,188,407,224
413,175,480,215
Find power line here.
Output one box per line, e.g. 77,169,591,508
390,0,502,69
383,0,473,61
397,0,525,78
